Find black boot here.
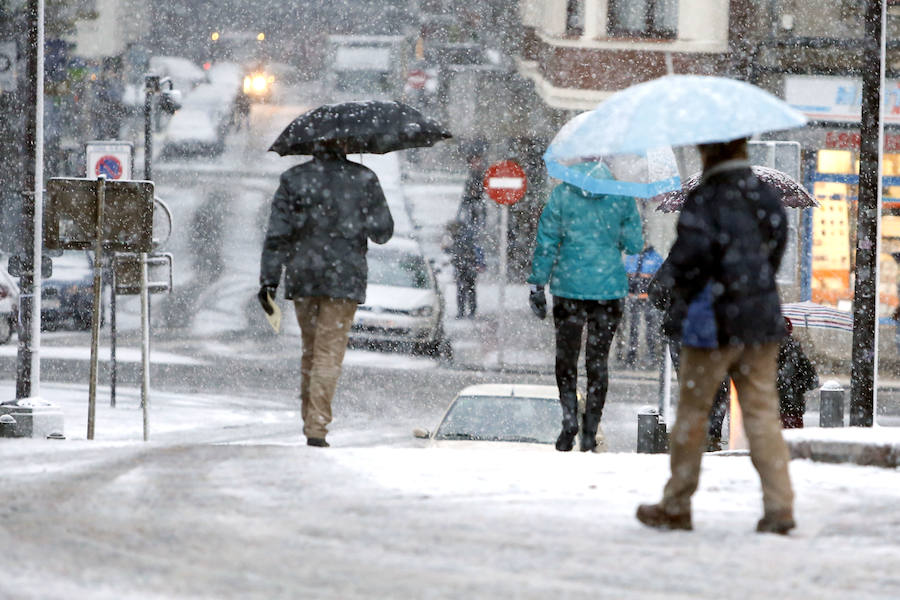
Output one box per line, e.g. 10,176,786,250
580,412,601,452
556,393,579,452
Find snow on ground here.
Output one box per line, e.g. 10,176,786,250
0,344,207,365
1,382,899,599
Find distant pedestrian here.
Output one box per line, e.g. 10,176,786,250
621,245,664,367
233,90,251,131
777,317,818,429
637,137,795,535
528,163,643,452
258,141,394,447
450,139,488,318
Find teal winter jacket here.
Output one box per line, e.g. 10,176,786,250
528,182,643,300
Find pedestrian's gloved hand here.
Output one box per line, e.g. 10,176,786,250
257,285,277,316
529,284,547,320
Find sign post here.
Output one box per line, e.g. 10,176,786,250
46,177,154,440
483,160,527,370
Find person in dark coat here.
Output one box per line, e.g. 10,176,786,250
648,257,730,451
258,141,394,447
777,317,818,429
451,140,488,318
637,137,795,535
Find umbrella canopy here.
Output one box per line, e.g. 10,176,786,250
782,301,853,333
269,100,452,156
656,166,818,212
544,111,681,198
547,75,807,158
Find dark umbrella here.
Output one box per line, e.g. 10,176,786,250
268,100,452,156
655,165,818,212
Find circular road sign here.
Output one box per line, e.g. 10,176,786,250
483,160,527,206
407,69,427,90
94,155,124,180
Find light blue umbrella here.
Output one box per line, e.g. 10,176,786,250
544,111,682,198
548,75,808,159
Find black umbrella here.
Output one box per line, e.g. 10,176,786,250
268,100,452,156
656,166,818,212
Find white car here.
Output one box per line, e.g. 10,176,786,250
0,257,19,343
160,106,225,158
351,237,446,355
414,384,604,450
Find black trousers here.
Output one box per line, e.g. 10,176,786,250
553,297,623,433
455,267,477,317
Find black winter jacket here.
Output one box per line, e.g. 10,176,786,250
259,150,394,303
663,161,787,346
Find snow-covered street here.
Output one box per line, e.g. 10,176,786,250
1,389,899,600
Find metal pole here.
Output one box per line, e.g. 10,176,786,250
30,0,43,398
497,205,508,370
15,0,43,400
110,262,117,408
144,76,154,181
658,343,672,421
140,251,150,441
87,176,106,440
141,75,155,440
850,0,885,427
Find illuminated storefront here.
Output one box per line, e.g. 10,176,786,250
810,134,900,317
787,75,900,318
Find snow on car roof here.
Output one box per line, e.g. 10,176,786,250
456,384,560,400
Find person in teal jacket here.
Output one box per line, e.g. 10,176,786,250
528,175,643,452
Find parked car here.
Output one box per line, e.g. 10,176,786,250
160,106,225,158
413,384,570,448
0,256,19,343
414,384,606,450
351,236,446,355
42,251,100,331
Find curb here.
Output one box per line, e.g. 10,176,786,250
787,438,900,469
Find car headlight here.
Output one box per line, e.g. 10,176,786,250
244,74,269,94
408,305,433,317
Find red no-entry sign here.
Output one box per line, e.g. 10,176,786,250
483,160,527,206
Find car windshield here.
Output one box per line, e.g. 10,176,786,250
434,396,561,444
367,249,430,289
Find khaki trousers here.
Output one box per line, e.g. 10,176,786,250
293,297,358,438
662,343,794,516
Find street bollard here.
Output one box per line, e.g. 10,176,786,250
637,407,660,453
0,414,17,437
656,420,669,453
819,380,845,428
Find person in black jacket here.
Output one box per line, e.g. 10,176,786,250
777,317,818,428
637,137,795,535
258,141,394,447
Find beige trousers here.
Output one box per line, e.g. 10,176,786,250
662,342,794,516
293,297,358,438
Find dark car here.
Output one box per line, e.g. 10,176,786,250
42,251,102,331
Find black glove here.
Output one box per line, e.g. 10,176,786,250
529,285,547,320
258,285,277,316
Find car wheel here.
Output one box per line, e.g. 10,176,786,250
0,316,12,344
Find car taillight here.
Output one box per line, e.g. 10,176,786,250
0,285,8,300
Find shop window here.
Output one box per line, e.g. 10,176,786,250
609,0,678,38
566,0,585,37
817,149,854,174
